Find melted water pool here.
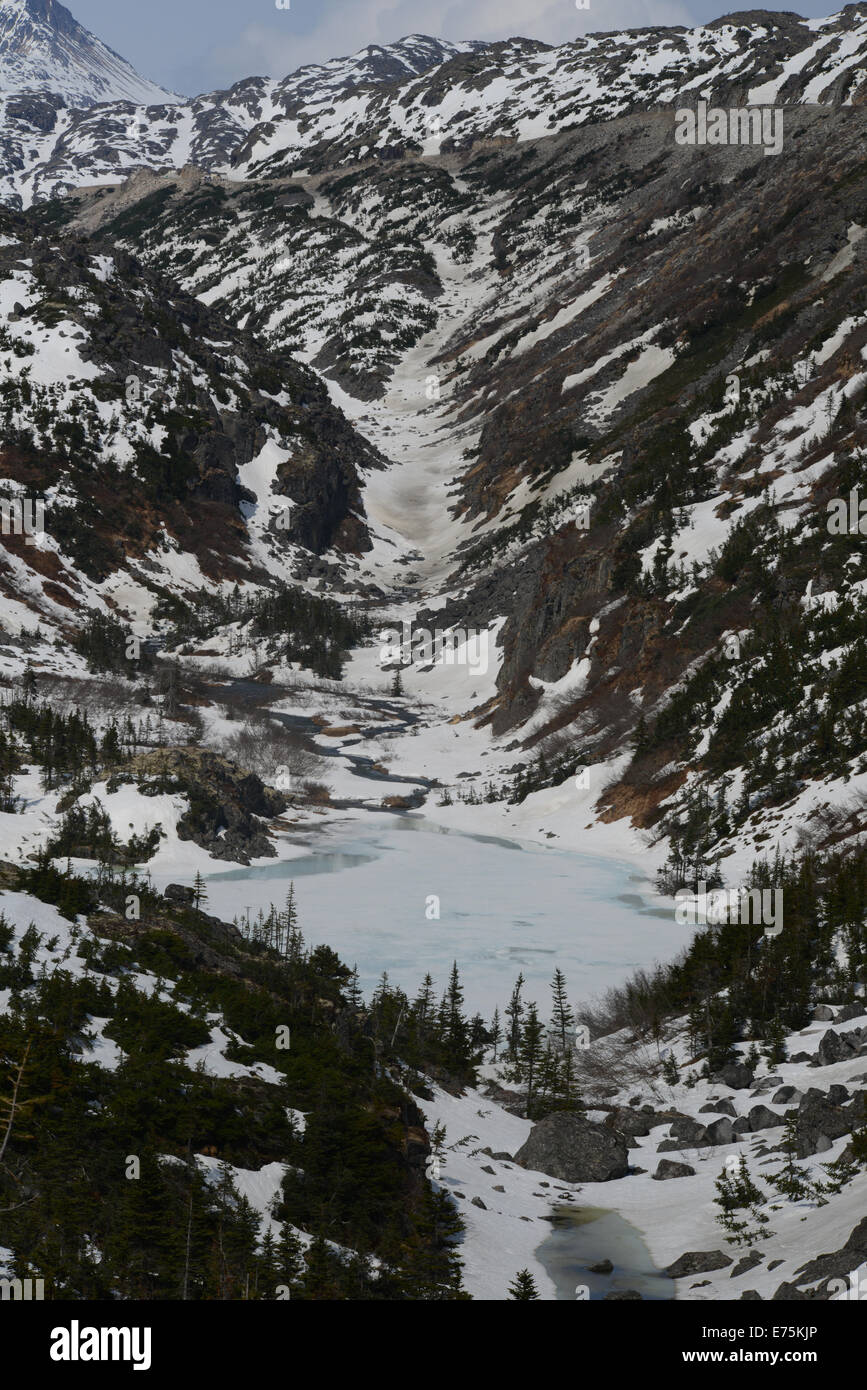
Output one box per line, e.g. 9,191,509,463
537,1205,673,1301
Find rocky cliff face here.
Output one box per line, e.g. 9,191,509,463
0,202,382,644
110,748,288,863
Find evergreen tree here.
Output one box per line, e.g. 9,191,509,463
428,1121,447,1175
256,1228,281,1298
398,1188,467,1300
550,969,573,1051
505,973,525,1060
283,882,297,933
536,1041,559,1110
508,1268,540,1300
771,1116,826,1204
412,974,436,1039
101,723,122,765
469,1013,487,1052
763,1015,788,1067
661,1053,680,1086
559,1043,580,1109
302,1232,337,1300
714,1158,774,1246
489,1006,502,1062
192,871,208,911
275,1221,304,1295
345,964,363,1009
519,1002,546,1116
443,962,470,1074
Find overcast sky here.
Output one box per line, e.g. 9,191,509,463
69,0,838,96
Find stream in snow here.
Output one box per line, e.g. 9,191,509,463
537,1206,673,1301
200,817,683,1017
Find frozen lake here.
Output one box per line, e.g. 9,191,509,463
194,817,683,1018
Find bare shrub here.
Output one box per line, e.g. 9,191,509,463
33,674,139,717
575,957,689,1041
301,780,332,804
796,794,866,850
193,662,235,682
223,713,327,786
571,1031,666,1098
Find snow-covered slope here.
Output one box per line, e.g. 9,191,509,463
423,1004,867,1302
0,0,172,106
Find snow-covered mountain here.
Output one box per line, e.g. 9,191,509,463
6,9,867,207
0,31,490,209
0,3,864,843
0,0,173,106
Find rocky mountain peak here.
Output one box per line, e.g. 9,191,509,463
0,0,173,106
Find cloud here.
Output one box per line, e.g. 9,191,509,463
199,0,695,90
436,0,692,45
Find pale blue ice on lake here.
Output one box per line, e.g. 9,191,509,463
193,817,683,1017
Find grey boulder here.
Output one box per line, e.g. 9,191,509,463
731,1249,765,1277
772,1086,801,1105
668,1116,710,1145
699,1098,737,1117
705,1117,735,1145
513,1112,629,1183
749,1075,784,1096
814,1029,861,1066
666,1250,733,1278
746,1104,784,1132
793,1088,852,1158
711,1064,755,1090
653,1160,696,1180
